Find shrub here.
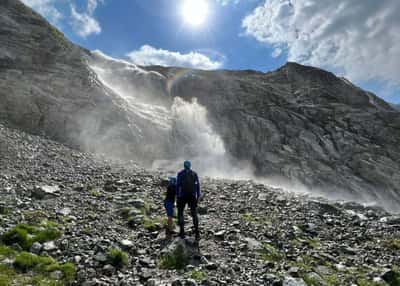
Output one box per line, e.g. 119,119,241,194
107,248,129,268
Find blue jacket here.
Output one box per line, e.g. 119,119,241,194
176,169,200,199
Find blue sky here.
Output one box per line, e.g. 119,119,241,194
22,0,400,103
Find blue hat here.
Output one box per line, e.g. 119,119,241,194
169,177,177,185
184,160,191,169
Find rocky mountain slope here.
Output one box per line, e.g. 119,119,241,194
1,122,400,286
1,0,400,212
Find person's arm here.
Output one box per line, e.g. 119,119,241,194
195,173,201,200
176,171,181,198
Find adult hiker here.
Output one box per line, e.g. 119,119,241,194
164,177,177,238
176,160,201,240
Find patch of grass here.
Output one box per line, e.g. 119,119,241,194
159,243,188,270
303,274,322,286
189,270,207,282
356,278,387,286
120,207,132,219
305,238,321,249
384,239,400,250
242,212,258,224
0,206,9,215
324,274,342,286
142,216,165,232
0,244,15,258
259,242,283,262
24,210,48,224
0,264,16,286
90,190,101,197
13,252,75,283
107,248,129,268
1,222,61,250
14,251,56,272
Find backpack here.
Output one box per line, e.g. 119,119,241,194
182,170,196,194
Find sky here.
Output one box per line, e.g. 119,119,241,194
21,0,400,103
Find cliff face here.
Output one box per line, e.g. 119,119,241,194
153,64,400,210
1,0,400,211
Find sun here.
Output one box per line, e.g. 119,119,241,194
181,0,209,27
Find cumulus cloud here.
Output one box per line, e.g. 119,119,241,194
21,0,62,24
126,45,223,70
242,0,400,86
69,0,103,38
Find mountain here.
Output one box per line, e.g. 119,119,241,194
1,0,400,212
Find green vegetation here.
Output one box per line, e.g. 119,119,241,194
259,242,283,262
23,210,48,223
2,221,61,250
189,270,207,282
142,216,165,232
90,190,101,197
120,207,132,219
0,245,15,258
356,278,387,286
159,244,188,270
107,248,129,268
0,206,9,215
384,239,400,250
0,249,75,285
303,274,322,286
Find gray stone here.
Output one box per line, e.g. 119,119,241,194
30,242,42,254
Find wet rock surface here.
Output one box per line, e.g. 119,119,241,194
1,123,400,285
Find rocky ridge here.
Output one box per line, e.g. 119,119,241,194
1,123,400,285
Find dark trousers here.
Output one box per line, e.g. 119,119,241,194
177,195,199,234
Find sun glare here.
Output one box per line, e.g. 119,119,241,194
181,0,209,27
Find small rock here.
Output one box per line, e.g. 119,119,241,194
30,242,42,254
102,264,115,276
50,270,64,280
120,239,134,250
43,241,57,251
94,252,107,263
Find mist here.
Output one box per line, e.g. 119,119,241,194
88,50,255,179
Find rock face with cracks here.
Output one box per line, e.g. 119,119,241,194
1,0,400,212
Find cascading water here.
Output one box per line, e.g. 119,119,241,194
88,50,254,178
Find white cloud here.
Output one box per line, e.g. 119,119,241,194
70,1,102,37
242,0,400,86
271,47,282,58
21,0,62,24
126,45,223,70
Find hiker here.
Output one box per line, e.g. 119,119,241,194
176,160,201,240
164,177,177,237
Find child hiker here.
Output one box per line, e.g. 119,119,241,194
164,177,177,237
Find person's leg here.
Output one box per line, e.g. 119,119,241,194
177,198,186,238
188,196,199,239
